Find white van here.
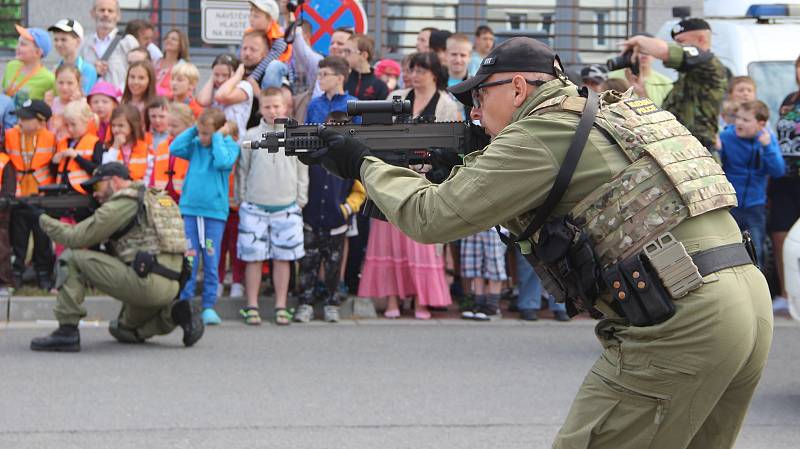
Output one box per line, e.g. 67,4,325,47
652,6,800,127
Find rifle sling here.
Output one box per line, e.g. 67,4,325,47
496,88,599,245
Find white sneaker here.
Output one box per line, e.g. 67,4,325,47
229,282,244,298
324,305,340,323
787,295,800,321
773,296,789,312
293,304,314,323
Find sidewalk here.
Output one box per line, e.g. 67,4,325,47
0,293,586,324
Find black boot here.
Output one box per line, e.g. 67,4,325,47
37,272,53,291
30,325,80,352
11,271,23,288
171,300,204,347
108,320,146,343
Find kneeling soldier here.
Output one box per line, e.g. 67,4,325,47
29,162,203,352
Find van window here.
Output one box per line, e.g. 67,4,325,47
748,61,796,129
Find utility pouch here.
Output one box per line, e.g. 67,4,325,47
535,216,604,314
604,255,675,327
132,251,156,278
642,233,703,299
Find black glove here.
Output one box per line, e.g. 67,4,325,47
18,201,45,219
425,149,462,184
297,128,372,180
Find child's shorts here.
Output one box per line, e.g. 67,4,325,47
237,202,305,262
460,229,508,281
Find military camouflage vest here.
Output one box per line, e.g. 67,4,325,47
111,183,187,263
530,90,738,267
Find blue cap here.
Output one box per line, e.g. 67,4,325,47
16,24,52,58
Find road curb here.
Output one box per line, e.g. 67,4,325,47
2,295,378,323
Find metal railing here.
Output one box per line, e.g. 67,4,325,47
363,0,645,66
5,0,643,66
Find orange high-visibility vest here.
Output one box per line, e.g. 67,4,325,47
56,134,100,195
151,137,188,197
0,152,21,196
5,126,55,187
114,139,148,181
89,119,113,145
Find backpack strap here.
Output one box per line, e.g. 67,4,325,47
110,186,146,240
101,30,125,62
497,88,599,245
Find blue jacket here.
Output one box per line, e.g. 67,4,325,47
303,165,354,230
170,126,239,221
720,126,785,208
305,92,359,124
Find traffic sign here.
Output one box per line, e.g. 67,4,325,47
297,0,368,55
201,0,250,45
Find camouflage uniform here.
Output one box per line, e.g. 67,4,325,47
359,79,772,448
661,43,728,150
40,182,187,340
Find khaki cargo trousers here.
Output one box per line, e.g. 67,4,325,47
53,249,180,340
554,264,773,449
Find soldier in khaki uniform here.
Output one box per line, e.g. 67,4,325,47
301,38,773,448
29,163,204,352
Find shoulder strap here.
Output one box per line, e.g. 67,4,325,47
101,31,125,61
109,185,146,240
497,89,599,245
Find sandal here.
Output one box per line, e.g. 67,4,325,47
239,307,261,325
275,308,292,326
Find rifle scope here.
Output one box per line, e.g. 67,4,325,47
347,96,411,117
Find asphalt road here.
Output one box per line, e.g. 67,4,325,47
1,319,798,449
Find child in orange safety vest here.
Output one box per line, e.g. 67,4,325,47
0,151,16,294
150,102,193,202
4,99,56,289
102,104,148,180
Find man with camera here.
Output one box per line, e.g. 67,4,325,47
607,33,673,106
300,37,771,448
28,162,203,352
620,18,727,152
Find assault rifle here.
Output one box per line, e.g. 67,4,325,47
0,184,94,216
241,96,489,165
242,97,489,219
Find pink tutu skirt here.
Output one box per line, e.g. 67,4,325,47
357,219,452,307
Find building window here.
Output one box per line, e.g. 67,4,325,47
596,11,608,46
433,5,447,18
541,13,554,34
120,0,151,7
508,13,528,31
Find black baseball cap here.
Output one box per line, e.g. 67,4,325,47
16,99,51,121
81,162,131,190
671,18,711,38
448,37,560,107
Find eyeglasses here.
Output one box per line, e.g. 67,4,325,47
470,78,546,108
341,48,352,56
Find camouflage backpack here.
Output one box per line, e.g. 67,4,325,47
112,183,187,262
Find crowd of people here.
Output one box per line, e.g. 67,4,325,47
1,0,798,326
